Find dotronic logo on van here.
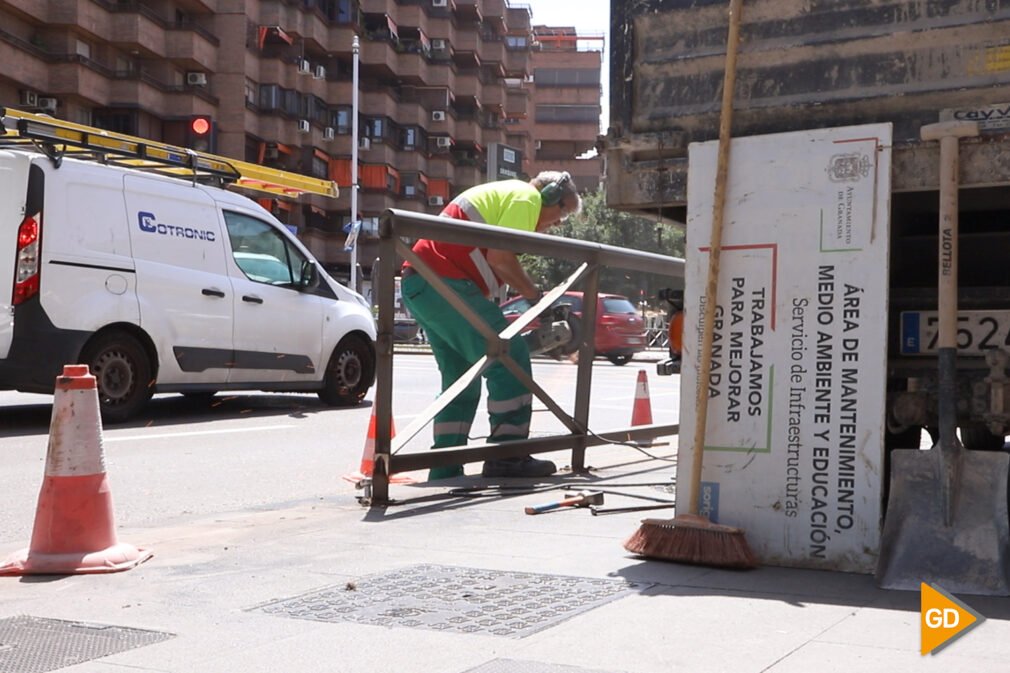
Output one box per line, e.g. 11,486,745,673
137,211,216,242
920,583,985,655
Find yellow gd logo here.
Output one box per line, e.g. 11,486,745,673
920,583,985,655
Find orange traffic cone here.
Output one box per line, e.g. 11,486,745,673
1,365,152,575
342,405,415,485
631,369,654,446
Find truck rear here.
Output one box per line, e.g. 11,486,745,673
605,0,1010,450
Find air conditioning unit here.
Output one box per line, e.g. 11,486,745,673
264,144,280,160
186,71,207,86
20,90,38,107
431,110,446,121
313,64,326,80
431,39,447,50
323,127,335,141
37,97,58,112
436,136,452,148
297,58,311,75
359,137,371,150
432,0,448,7
297,119,311,134
428,196,445,207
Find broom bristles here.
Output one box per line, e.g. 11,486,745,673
623,514,758,569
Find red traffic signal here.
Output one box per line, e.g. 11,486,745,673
186,115,214,152
190,116,211,136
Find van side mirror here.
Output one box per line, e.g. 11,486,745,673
299,259,321,292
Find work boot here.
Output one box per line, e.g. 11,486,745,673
428,465,464,480
481,456,557,478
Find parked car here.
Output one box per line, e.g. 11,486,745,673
501,291,647,365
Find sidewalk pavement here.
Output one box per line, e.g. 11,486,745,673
3,443,1009,673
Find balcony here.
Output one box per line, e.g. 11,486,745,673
479,37,505,65
453,69,480,98
47,58,114,103
505,90,528,117
166,28,218,71
503,48,529,77
110,11,168,56
360,39,398,74
481,81,505,108
44,0,107,29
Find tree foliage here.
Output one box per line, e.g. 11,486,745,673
523,189,685,307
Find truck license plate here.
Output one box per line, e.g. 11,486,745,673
900,310,1010,355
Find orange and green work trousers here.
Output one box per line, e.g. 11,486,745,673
401,272,533,479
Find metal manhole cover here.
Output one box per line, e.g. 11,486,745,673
463,660,632,673
0,615,173,673
253,564,643,638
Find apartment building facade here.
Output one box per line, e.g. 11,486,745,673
511,25,603,194
0,0,602,281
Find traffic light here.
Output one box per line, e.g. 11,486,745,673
187,114,214,152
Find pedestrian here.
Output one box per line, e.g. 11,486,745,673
401,171,582,479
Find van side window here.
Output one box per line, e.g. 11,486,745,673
223,211,307,286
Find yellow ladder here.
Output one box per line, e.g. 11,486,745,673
0,108,337,199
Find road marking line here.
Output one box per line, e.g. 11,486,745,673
105,425,296,442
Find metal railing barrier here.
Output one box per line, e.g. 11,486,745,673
368,208,685,505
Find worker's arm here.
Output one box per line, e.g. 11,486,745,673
486,248,539,300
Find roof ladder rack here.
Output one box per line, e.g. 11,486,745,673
0,108,337,199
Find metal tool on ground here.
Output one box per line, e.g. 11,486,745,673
525,490,604,515
523,302,580,358
623,0,757,570
876,119,1010,596
592,503,676,516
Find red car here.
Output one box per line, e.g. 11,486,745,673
501,291,647,365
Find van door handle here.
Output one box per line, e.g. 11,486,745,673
242,295,264,304
202,288,226,298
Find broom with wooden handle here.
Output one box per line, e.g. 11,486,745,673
624,0,757,569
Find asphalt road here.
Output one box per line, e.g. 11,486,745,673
0,353,679,548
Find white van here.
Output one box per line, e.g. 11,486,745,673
0,116,376,422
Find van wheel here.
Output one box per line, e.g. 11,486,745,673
81,332,153,423
319,335,374,406
607,354,632,366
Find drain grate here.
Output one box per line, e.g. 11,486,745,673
463,659,632,673
255,564,642,638
0,615,173,673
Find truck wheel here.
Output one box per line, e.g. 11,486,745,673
959,422,1005,451
607,354,631,366
319,335,374,406
81,332,153,423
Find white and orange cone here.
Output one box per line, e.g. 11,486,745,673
1,365,152,575
631,369,654,447
342,405,415,485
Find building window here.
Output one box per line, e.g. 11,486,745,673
259,84,280,110
364,117,388,141
401,126,425,150
534,68,601,87
311,153,329,179
331,108,351,133
506,35,528,49
535,104,600,123
75,39,91,59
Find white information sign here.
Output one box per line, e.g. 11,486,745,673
679,123,892,572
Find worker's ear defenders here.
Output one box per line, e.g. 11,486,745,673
539,172,571,207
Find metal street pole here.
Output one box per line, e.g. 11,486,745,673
350,35,360,292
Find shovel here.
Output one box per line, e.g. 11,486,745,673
876,120,1010,595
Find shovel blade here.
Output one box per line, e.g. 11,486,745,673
876,448,1010,596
